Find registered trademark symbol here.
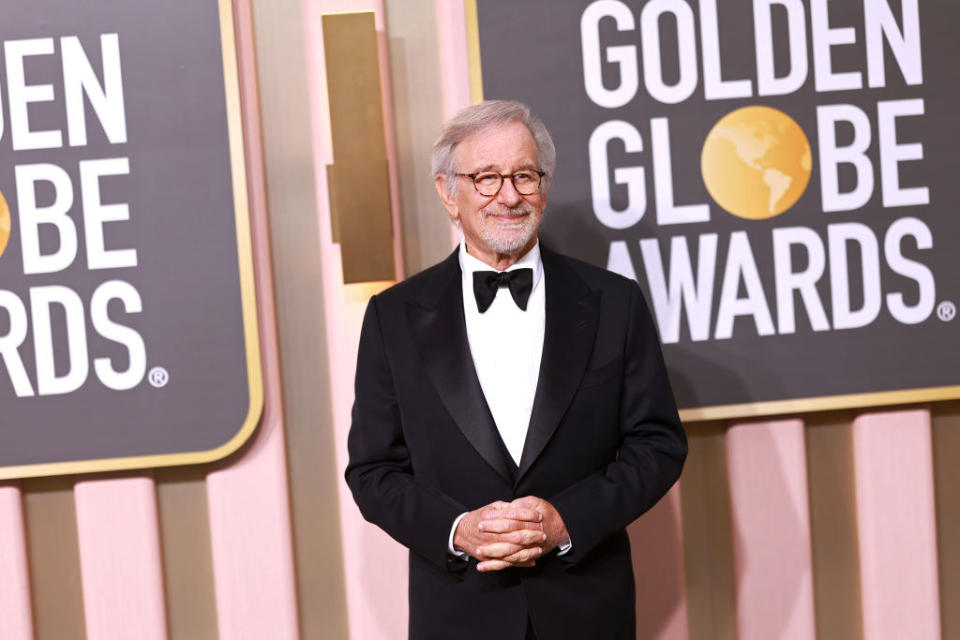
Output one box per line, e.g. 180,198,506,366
148,366,169,388
938,301,956,322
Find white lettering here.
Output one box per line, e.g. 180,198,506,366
828,222,882,330
581,1,639,108
4,38,63,151
15,163,78,274
31,285,89,396
590,120,646,229
606,240,639,280
772,226,829,333
653,117,710,225
80,157,137,270
700,0,752,99
864,0,922,88
62,34,127,146
640,234,717,343
817,104,873,212
877,98,928,208
91,280,146,390
639,0,698,104
0,291,35,397
754,0,808,96
810,0,863,91
885,217,934,324
715,231,775,339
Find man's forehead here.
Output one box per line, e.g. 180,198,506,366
454,121,539,170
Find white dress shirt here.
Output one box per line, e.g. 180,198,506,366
459,240,545,465
448,239,570,557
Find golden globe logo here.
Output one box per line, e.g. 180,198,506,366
701,106,812,221
0,189,10,259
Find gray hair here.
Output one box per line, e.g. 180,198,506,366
431,100,556,195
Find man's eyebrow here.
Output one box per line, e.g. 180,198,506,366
471,162,540,174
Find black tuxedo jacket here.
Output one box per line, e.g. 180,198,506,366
346,246,686,640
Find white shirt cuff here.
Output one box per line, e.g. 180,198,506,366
557,536,573,556
448,512,469,558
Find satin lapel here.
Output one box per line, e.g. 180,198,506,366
407,252,515,484
517,249,600,482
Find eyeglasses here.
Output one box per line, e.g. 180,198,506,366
455,170,545,196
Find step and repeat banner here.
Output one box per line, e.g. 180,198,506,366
474,0,959,419
0,0,262,478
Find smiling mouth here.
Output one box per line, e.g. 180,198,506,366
484,207,530,221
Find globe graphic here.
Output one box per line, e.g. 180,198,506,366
701,106,812,220
0,190,9,260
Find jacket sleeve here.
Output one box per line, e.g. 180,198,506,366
549,281,687,566
344,295,468,571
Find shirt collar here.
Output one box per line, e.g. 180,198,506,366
458,239,543,292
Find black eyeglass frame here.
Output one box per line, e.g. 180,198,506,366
454,170,546,196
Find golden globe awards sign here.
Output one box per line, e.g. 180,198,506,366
474,0,959,419
0,0,262,478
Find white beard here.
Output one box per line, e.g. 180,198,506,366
477,203,539,255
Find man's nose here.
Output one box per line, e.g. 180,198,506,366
497,176,523,206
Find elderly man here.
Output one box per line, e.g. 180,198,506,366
346,100,686,640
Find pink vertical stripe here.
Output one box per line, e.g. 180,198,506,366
74,476,167,640
301,2,411,638
434,0,474,249
628,484,689,640
435,0,473,118
852,410,941,639
0,484,33,640
726,420,816,640
205,1,300,638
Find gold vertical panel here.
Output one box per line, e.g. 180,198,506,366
679,422,738,640
322,12,396,284
933,401,960,640
805,412,864,640
463,0,484,103
154,468,219,639
21,478,86,640
251,0,350,637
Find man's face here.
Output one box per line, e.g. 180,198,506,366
435,121,548,267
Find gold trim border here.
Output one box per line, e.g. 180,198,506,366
0,0,264,481
464,0,484,103
464,3,960,426
679,385,960,423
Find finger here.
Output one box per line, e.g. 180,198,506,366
478,509,539,522
479,505,524,520
509,496,541,509
479,508,541,523
493,528,547,545
478,518,543,534
476,559,512,572
477,557,536,572
501,546,543,564
477,542,524,559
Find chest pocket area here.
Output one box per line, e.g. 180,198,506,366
579,356,622,389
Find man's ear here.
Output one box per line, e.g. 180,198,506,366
539,174,550,208
434,175,459,221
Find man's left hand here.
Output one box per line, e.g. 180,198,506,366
476,496,569,572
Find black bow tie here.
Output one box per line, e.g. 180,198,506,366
472,268,533,313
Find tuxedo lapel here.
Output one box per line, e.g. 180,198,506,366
407,251,515,484
517,248,600,482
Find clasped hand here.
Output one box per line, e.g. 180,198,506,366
453,496,568,572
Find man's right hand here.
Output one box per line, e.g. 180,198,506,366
453,500,547,572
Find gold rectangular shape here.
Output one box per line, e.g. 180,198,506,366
322,12,396,284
